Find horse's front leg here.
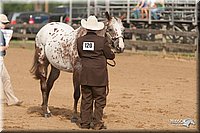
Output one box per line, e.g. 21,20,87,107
71,67,81,123
40,76,51,118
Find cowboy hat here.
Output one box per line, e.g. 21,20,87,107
81,16,104,30
0,14,10,23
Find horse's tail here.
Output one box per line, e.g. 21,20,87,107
30,44,41,80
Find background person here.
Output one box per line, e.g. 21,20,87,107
132,0,148,19
148,0,165,20
77,15,115,130
0,14,23,106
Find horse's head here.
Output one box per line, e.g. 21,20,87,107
182,118,195,128
104,12,125,53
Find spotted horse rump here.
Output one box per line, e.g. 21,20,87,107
36,22,84,72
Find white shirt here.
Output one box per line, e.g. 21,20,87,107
148,0,156,7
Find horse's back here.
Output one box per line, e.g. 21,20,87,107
36,22,74,44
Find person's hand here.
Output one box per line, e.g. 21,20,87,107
111,49,115,53
0,45,9,51
3,45,9,51
6,45,9,49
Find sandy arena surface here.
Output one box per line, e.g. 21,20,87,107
1,47,198,132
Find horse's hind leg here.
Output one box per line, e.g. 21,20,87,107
47,65,60,99
71,67,81,123
43,65,60,117
31,46,52,117
38,61,50,117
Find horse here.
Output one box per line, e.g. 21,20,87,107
30,12,125,122
182,118,195,128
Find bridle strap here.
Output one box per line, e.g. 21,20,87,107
105,25,123,43
115,35,123,39
105,32,114,43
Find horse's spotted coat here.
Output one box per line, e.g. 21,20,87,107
36,22,86,72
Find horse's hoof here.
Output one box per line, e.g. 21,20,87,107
71,116,78,123
44,113,52,118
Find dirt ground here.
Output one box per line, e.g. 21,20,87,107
1,47,198,132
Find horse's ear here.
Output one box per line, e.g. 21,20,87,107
105,11,112,21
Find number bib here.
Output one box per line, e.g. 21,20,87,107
83,42,94,51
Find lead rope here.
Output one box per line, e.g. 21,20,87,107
107,59,116,67
105,23,115,96
106,84,110,96
106,60,116,96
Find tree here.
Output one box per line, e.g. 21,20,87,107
3,2,68,15
3,3,34,15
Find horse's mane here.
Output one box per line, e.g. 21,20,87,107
73,16,123,39
74,21,108,38
75,26,87,38
96,21,107,37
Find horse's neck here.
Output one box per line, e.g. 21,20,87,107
97,21,107,37
74,26,87,38
96,29,106,37
74,26,106,37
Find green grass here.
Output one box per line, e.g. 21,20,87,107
9,40,35,50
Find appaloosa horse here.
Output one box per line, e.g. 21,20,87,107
30,12,125,122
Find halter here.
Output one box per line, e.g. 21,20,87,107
104,22,121,67
105,24,123,55
104,23,123,45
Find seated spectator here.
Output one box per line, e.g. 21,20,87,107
119,13,130,28
148,0,165,20
64,16,70,24
120,13,136,29
132,0,148,19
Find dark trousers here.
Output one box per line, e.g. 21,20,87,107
80,85,106,127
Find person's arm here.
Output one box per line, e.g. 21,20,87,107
139,0,145,8
0,45,9,51
103,39,115,60
0,30,9,51
136,1,140,7
132,1,140,10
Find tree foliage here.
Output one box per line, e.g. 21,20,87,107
3,2,69,15
3,3,34,15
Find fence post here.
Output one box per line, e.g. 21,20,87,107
131,31,137,53
22,23,28,41
162,35,167,53
195,35,198,59
132,43,137,53
162,26,167,55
